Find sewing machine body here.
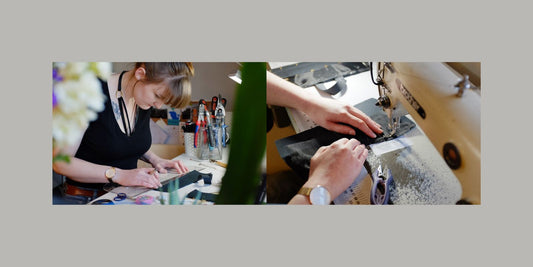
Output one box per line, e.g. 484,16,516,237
376,62,481,204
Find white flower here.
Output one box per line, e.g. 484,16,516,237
90,62,112,80
53,62,66,69
61,62,89,80
52,111,88,148
53,62,107,151
78,72,106,112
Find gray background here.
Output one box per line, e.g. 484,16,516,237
1,0,531,266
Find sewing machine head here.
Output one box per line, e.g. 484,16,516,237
373,62,481,204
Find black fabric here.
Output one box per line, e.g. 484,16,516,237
275,98,416,179
158,171,211,192
67,78,152,189
315,76,346,95
186,190,218,202
270,62,370,88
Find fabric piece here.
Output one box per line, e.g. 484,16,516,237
315,76,347,95
275,98,416,179
158,170,209,192
186,190,218,202
67,78,152,190
270,62,369,88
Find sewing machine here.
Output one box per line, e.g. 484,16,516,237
373,62,481,204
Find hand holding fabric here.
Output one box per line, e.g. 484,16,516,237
304,138,368,200
151,158,189,174
266,71,382,137
114,168,162,189
302,96,383,138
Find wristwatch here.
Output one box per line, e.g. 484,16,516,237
105,167,116,183
297,185,331,205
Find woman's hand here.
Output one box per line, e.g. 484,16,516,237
142,151,189,174
302,96,383,138
150,158,189,174
114,168,162,189
266,71,382,138
303,138,368,201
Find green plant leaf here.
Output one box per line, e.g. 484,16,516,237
216,63,266,204
53,154,71,163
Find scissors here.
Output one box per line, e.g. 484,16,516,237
211,96,218,116
205,109,216,150
212,95,226,113
194,100,207,148
370,164,394,205
214,95,228,147
113,192,127,201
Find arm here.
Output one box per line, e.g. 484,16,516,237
288,138,368,204
141,150,189,174
53,157,162,189
267,71,383,137
266,71,314,111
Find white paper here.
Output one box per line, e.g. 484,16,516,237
333,166,369,205
369,137,413,156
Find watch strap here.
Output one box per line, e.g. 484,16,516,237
297,185,331,205
105,167,116,183
297,187,313,197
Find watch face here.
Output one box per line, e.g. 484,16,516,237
309,186,331,205
106,168,115,178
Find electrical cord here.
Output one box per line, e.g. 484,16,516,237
369,62,383,86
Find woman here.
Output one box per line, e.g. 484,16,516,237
53,62,194,204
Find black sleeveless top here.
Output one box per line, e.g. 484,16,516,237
67,78,152,189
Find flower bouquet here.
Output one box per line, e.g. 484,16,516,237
52,62,111,162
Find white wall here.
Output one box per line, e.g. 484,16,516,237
446,62,481,87
112,62,241,111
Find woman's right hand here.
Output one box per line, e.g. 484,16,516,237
114,168,162,189
302,96,382,138
306,138,368,200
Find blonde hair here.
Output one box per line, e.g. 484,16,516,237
135,62,194,108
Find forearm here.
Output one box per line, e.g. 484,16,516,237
54,154,161,189
53,157,115,184
288,179,332,205
141,150,162,166
266,71,318,113
288,194,311,204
